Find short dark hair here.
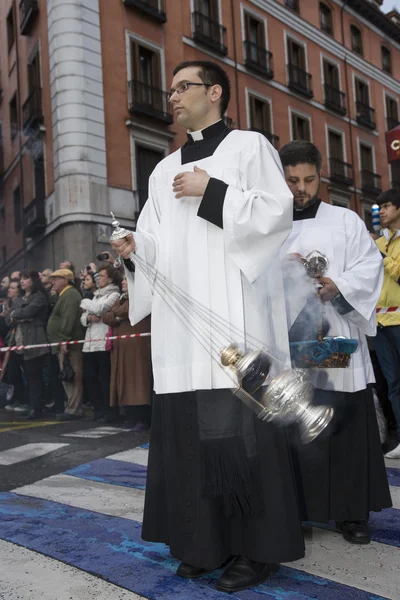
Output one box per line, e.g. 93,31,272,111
173,61,231,116
279,141,322,172
376,188,400,209
97,263,123,288
20,269,47,295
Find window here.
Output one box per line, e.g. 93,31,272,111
9,95,18,141
287,39,306,70
360,144,373,172
328,131,344,162
7,7,15,53
323,60,339,88
28,50,41,94
13,186,22,233
135,146,164,213
291,112,311,141
285,0,299,12
196,0,219,20
249,96,271,132
355,78,370,105
350,25,363,55
386,96,399,131
320,3,333,35
381,46,392,75
131,41,161,89
245,13,265,48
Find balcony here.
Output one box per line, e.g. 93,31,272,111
387,116,399,132
128,80,172,124
356,101,376,130
24,197,46,237
122,0,166,23
329,158,353,187
22,88,43,132
324,84,346,116
20,0,39,35
287,64,313,98
361,170,382,197
244,41,274,79
250,128,280,150
192,11,227,55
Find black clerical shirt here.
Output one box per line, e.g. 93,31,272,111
182,119,231,230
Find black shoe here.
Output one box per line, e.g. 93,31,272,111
56,413,83,421
176,562,215,579
216,556,279,593
24,410,42,420
336,520,371,545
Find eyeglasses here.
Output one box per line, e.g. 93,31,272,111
167,81,212,102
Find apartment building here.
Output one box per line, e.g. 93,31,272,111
0,0,399,273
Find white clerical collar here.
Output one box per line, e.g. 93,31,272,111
187,119,222,141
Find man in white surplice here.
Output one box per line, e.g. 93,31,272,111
112,61,304,593
279,141,391,546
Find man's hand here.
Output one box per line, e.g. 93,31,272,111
60,344,68,356
111,233,136,259
173,166,210,199
88,314,101,323
317,277,340,303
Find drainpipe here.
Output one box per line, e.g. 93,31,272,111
14,0,27,267
230,0,241,129
340,0,359,214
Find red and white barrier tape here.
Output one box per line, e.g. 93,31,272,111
0,332,151,353
376,307,400,314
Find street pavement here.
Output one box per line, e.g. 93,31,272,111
0,412,399,599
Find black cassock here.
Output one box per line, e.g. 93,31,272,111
141,121,305,570
289,201,392,523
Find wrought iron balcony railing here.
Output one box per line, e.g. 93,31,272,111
244,41,274,79
22,88,43,132
324,84,346,115
356,101,376,130
128,80,173,124
329,158,353,187
387,116,399,132
192,11,227,55
122,0,166,23
20,0,39,35
287,63,313,98
361,170,382,196
249,128,280,149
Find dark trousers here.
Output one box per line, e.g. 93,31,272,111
24,354,48,415
50,353,67,412
374,325,400,439
4,352,27,405
83,351,111,417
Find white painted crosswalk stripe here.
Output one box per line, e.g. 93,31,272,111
108,447,149,466
13,474,145,522
0,539,145,600
291,526,400,599
0,443,69,466
61,427,132,439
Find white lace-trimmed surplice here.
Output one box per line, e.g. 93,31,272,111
280,201,384,393
125,131,294,394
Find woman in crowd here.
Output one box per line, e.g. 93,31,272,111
10,270,50,419
82,271,97,300
80,263,121,421
102,276,152,431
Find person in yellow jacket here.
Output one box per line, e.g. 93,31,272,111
375,189,400,459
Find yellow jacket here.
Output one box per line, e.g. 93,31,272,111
376,230,400,326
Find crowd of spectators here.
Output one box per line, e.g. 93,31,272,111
0,253,152,432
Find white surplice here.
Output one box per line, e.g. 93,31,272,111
280,201,383,393
125,131,294,394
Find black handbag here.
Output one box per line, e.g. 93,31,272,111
59,354,75,382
